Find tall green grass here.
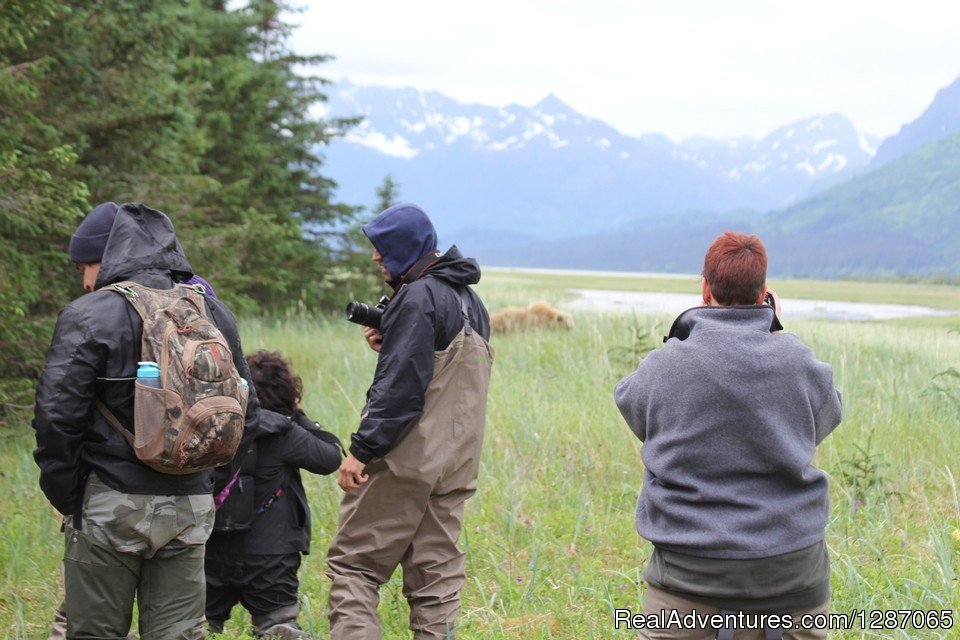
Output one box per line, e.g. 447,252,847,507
1,273,958,638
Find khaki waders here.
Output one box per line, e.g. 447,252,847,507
639,586,829,640
326,295,493,640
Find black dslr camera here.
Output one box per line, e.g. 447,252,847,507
344,296,389,330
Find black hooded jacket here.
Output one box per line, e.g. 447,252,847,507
350,246,490,463
32,203,261,515
208,409,341,555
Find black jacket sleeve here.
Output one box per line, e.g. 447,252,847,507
350,284,437,463
32,304,102,514
281,413,342,475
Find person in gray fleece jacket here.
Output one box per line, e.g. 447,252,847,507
615,231,842,640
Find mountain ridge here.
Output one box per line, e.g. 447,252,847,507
872,74,960,168
474,132,960,277
320,75,960,277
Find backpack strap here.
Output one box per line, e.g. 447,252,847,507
95,398,135,447
105,280,210,321
95,282,144,444
104,281,149,322
187,282,208,297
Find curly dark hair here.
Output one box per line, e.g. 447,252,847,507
245,350,303,416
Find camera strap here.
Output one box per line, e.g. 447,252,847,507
396,250,443,290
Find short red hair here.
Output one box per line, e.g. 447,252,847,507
703,231,767,305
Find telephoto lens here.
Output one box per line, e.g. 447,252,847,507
344,301,383,330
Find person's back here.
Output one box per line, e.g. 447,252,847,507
33,201,260,639
619,306,839,559
206,350,342,639
614,231,842,640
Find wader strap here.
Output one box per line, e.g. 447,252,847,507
72,485,84,531
458,289,473,335
714,611,783,640
716,613,735,640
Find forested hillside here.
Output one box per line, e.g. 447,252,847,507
475,133,960,278
764,132,960,276
0,0,371,383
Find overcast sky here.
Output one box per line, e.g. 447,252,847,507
289,0,960,142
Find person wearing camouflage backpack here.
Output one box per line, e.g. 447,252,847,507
33,201,261,640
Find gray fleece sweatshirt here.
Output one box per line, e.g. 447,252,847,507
615,305,842,560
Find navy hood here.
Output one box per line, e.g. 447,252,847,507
94,202,193,289
362,203,438,281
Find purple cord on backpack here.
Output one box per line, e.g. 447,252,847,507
214,469,241,509
182,274,217,299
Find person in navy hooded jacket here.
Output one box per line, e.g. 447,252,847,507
325,204,494,639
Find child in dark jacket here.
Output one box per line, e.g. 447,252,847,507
205,350,343,639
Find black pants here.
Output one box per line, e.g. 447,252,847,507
204,550,302,621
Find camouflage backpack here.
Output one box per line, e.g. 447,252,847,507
96,281,248,474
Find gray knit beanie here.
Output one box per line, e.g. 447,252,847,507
69,202,119,263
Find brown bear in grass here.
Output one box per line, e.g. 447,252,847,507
489,301,574,333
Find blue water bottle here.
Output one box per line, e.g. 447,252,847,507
137,361,161,388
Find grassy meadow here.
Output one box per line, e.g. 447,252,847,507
2,271,960,639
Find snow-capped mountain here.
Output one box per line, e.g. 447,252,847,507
338,88,605,158
321,81,875,244
678,115,879,203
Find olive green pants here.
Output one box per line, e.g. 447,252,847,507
63,474,213,640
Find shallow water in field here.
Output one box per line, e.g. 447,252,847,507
566,288,957,322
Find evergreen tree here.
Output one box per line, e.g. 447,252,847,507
174,0,362,312
27,0,204,205
374,174,402,213
1,1,91,377
0,0,362,379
